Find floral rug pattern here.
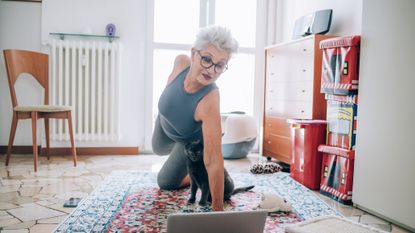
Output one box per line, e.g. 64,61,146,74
54,171,340,233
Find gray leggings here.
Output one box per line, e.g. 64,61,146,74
152,115,234,191
152,115,188,190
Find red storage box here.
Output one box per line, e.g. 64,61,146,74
318,145,355,205
287,119,327,190
320,35,361,95
326,94,358,150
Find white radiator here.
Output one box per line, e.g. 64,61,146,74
49,39,121,142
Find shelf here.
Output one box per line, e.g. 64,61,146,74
49,32,120,43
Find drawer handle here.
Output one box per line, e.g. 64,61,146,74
302,69,307,72
302,90,306,93
303,48,307,52
301,110,305,113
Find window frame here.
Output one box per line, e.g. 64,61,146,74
143,0,267,151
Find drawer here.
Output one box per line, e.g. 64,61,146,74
266,59,289,83
266,61,311,82
266,67,314,84
263,116,291,138
293,63,314,82
266,39,315,83
262,133,291,163
266,51,284,67
265,100,313,119
296,38,315,67
266,81,313,102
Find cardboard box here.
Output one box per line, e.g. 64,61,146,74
320,35,361,95
326,94,358,150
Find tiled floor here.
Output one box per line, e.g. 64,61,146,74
0,153,410,233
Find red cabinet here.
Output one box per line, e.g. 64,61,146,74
288,119,326,190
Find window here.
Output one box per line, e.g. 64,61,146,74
145,0,265,150
153,0,199,44
215,0,257,48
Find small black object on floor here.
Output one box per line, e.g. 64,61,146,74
266,157,290,173
277,162,290,173
63,197,81,208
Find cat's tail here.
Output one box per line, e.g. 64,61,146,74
231,185,255,195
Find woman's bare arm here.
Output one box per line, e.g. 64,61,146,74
196,89,224,211
166,54,191,85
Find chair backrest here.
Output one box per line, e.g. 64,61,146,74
3,49,49,108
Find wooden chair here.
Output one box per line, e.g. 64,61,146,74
3,49,77,172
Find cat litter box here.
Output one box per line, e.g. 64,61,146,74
221,113,257,159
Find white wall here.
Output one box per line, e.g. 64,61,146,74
0,0,148,148
276,0,362,43
0,1,43,146
353,0,415,230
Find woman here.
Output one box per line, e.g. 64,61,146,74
152,25,238,211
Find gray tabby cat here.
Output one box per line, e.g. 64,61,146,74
184,141,254,206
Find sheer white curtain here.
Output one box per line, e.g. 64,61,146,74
253,0,279,153
266,0,279,45
145,0,281,152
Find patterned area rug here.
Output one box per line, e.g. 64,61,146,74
54,171,340,233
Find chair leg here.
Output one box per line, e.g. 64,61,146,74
6,113,18,166
31,112,38,173
67,112,77,167
44,118,50,160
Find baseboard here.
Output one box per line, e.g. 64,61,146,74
354,203,415,232
0,146,140,155
0,146,37,154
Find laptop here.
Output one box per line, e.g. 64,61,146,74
166,210,268,233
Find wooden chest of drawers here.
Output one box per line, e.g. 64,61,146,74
262,35,331,164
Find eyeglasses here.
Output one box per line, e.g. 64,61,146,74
196,50,228,74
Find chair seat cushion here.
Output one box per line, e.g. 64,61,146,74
14,105,71,112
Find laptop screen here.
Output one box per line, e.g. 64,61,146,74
167,210,267,233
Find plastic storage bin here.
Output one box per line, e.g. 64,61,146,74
287,119,327,190
320,35,361,95
325,94,358,150
318,145,355,205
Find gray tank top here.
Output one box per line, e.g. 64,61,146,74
158,66,217,143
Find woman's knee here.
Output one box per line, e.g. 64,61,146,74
156,143,187,190
151,115,174,155
157,172,181,190
152,143,171,156
151,132,175,155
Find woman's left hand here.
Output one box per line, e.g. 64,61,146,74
212,202,224,211
195,89,225,212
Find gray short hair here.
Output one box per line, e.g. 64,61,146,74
193,25,239,55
